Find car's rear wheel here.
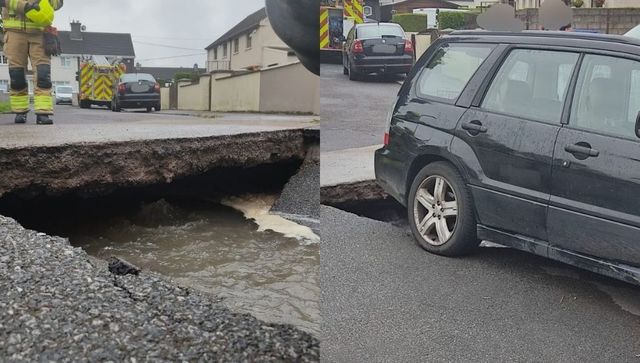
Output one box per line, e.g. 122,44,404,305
348,62,361,81
408,162,479,256
146,106,153,113
111,98,121,112
155,103,162,112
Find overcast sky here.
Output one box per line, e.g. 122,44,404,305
56,0,265,68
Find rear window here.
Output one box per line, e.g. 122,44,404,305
56,86,73,94
121,73,156,83
357,25,404,39
416,43,494,101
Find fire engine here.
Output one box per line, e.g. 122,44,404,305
78,56,126,109
320,0,364,56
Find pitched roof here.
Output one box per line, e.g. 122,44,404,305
205,8,266,50
59,31,136,57
138,67,207,81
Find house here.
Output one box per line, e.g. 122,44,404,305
515,0,640,9
204,8,298,72
381,0,460,13
0,21,135,94
136,66,207,84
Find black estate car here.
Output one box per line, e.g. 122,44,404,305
375,31,640,285
112,73,161,112
342,22,414,80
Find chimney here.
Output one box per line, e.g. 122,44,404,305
70,21,83,40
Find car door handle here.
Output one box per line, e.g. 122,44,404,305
565,143,599,158
461,121,488,134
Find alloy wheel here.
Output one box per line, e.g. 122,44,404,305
413,175,458,246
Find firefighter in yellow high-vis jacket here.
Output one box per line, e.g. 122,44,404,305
1,0,63,125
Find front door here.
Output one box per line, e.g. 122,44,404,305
549,53,640,266
454,48,580,241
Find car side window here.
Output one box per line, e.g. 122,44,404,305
570,54,640,140
416,43,493,102
481,49,579,124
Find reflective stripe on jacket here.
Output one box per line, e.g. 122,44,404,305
2,0,63,32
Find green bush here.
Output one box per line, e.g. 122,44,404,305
392,13,428,32
438,12,466,30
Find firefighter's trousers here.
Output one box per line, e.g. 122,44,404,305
3,30,53,115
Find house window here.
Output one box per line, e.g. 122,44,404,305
60,56,72,67
223,43,228,58
233,38,239,54
0,80,8,92
0,54,7,65
246,33,252,49
213,47,218,60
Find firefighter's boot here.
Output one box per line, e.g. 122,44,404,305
14,113,27,124
36,114,53,125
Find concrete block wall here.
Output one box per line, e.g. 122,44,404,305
177,76,211,111
210,71,261,112
259,62,319,114
517,8,640,34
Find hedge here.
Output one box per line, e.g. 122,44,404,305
438,12,466,30
392,13,428,32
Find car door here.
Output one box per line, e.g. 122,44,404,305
452,47,580,241
548,53,640,265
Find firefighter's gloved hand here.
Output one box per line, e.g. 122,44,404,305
43,26,61,56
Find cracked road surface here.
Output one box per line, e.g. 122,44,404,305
321,206,640,362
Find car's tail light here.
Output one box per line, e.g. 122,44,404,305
404,39,414,55
384,98,398,146
352,40,364,54
154,83,161,93
118,83,126,94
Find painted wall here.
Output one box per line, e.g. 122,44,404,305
259,62,320,114
177,75,210,111
160,87,170,111
210,71,261,112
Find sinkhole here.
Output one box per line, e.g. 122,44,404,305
0,157,320,335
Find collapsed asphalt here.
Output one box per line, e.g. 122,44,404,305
0,215,319,361
321,205,640,362
272,144,320,234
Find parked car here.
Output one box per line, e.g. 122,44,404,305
625,24,640,40
112,73,161,112
342,22,414,81
375,31,640,285
54,85,73,105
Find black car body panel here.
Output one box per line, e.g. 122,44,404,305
375,30,640,284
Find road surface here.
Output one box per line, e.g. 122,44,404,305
320,63,402,152
321,206,640,362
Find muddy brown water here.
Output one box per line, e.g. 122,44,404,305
61,197,320,335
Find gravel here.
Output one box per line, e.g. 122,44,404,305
0,216,319,361
272,145,320,234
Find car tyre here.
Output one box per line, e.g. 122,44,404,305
348,62,361,81
154,103,162,112
146,106,153,113
407,162,479,256
111,99,121,112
